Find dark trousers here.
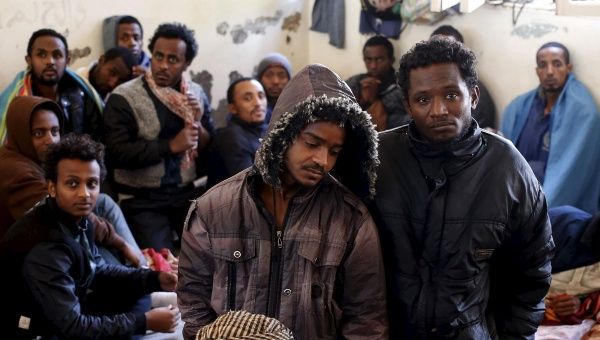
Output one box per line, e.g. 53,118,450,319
120,185,203,251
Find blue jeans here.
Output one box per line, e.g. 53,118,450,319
94,193,146,267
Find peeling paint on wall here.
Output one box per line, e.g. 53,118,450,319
216,22,229,36
216,11,283,44
69,46,91,64
282,12,301,32
190,70,214,104
512,23,558,39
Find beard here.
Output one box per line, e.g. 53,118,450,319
32,72,60,86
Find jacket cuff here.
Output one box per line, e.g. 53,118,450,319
146,270,163,292
158,139,172,157
133,311,147,335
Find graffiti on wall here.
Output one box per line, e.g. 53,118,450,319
0,0,86,30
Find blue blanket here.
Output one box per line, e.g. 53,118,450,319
501,74,600,213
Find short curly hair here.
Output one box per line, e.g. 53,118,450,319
148,22,198,63
43,133,107,183
398,39,478,101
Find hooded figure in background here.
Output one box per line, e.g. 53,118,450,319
103,15,150,77
0,96,145,267
178,64,388,339
0,96,64,235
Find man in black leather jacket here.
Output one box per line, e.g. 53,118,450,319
370,38,555,339
0,134,179,339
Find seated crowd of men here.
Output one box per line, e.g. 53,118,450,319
0,14,598,340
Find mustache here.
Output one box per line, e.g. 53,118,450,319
302,164,325,175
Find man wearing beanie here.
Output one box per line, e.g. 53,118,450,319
255,52,292,123
178,64,388,339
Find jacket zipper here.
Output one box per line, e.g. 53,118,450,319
266,208,290,318
227,262,237,310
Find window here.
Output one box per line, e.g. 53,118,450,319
556,0,600,16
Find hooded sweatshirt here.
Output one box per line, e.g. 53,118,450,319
178,64,387,339
0,96,63,236
103,15,151,68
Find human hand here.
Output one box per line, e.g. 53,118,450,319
158,271,178,291
359,76,381,105
169,256,179,273
145,305,179,333
169,122,200,154
186,92,204,120
121,242,141,268
547,293,580,316
132,65,147,77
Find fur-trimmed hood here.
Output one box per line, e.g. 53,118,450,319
253,64,379,199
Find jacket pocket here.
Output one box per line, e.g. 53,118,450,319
211,237,257,312
297,239,346,339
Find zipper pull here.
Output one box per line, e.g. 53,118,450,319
277,231,283,249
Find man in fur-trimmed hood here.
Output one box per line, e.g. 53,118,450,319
178,64,388,339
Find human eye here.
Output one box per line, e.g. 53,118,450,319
153,53,163,60
304,138,318,148
66,179,78,188
330,147,343,156
51,127,60,136
168,56,178,64
36,51,46,58
31,129,43,137
53,51,63,59
87,179,99,190
446,92,459,100
416,96,429,104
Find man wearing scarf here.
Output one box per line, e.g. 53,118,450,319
104,22,215,251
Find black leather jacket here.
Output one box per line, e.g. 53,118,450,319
0,198,161,339
34,73,104,142
371,121,554,339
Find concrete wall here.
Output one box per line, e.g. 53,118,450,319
1,1,599,126
307,1,600,125
0,0,308,127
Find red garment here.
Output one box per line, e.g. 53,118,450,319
142,248,176,272
543,291,600,325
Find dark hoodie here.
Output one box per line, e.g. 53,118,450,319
103,15,151,68
179,64,388,339
0,96,63,236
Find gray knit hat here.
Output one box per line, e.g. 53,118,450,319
255,53,292,79
196,310,294,340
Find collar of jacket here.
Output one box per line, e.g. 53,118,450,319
246,168,325,205
46,197,90,236
408,118,486,177
229,115,268,136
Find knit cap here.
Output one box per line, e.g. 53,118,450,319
255,53,292,79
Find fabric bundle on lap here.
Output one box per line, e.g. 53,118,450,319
196,310,293,340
